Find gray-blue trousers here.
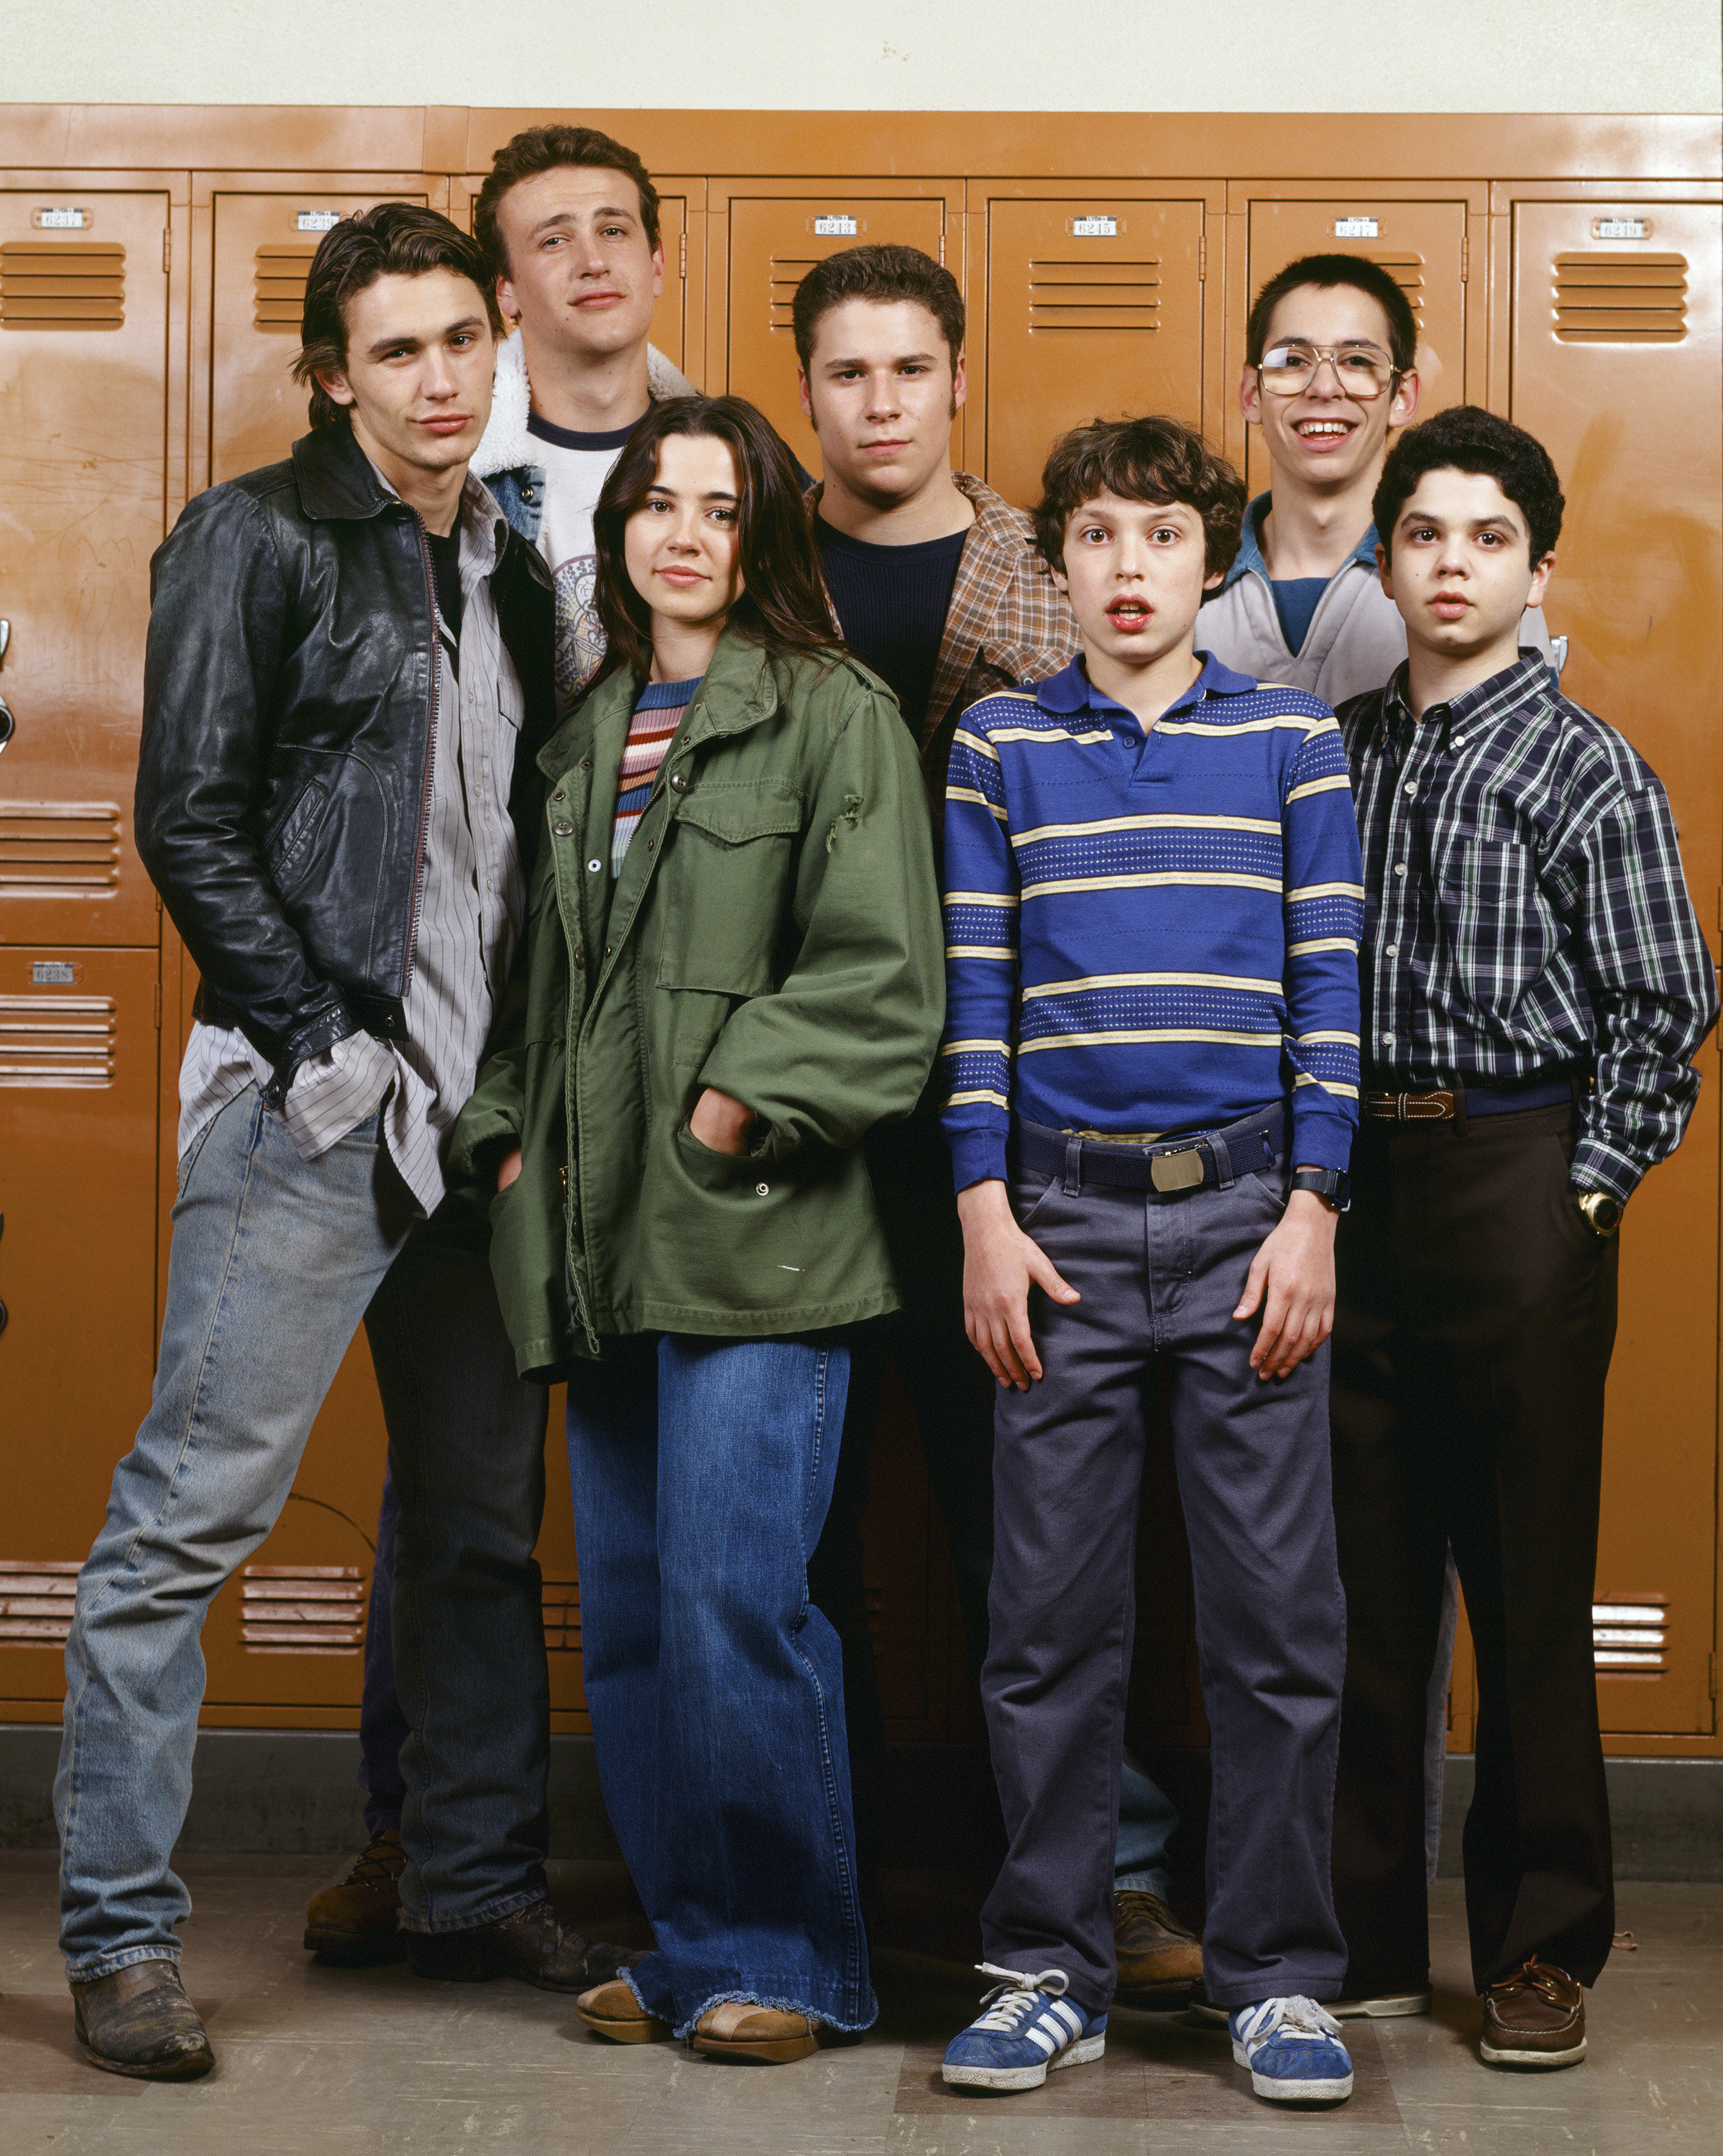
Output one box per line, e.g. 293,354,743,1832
980,1128,1348,2013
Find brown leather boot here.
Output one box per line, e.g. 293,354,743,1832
303,1828,407,1964
691,2000,820,2063
72,1959,214,2080
1480,1957,1586,2068
1113,1890,1204,2004
576,1978,674,2042
405,1895,635,1993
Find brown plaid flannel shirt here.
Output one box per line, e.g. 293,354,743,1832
808,470,1078,793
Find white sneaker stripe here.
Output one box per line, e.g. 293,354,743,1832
1026,2026,1057,2055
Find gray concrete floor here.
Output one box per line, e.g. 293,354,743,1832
1,1855,1716,2153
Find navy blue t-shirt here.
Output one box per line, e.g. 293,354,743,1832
814,517,967,739
1270,576,1329,658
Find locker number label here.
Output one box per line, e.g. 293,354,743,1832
1071,216,1119,237
32,207,89,230
1332,216,1379,239
1593,216,1649,241
32,962,78,985
814,216,859,236
296,211,344,233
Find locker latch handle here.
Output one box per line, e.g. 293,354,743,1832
0,619,12,752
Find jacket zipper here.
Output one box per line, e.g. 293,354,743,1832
403,510,441,999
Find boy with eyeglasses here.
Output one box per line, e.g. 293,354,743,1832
1200,252,1553,706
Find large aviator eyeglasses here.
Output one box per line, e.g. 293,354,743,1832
1255,342,1402,399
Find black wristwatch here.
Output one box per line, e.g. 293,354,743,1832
1290,1167,1351,1213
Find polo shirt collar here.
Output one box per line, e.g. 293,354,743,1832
1037,649,1256,717
1220,492,1381,592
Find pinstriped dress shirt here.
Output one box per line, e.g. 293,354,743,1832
178,469,528,1217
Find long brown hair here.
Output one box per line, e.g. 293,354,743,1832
591,397,838,687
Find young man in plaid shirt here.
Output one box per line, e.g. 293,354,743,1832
1330,407,1717,2072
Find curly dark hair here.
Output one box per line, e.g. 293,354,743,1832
293,203,502,431
791,244,965,372
1031,415,1246,581
473,124,661,278
1373,405,1566,563
591,396,840,687
1246,252,1419,375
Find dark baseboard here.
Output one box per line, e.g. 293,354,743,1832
3,1726,1719,1880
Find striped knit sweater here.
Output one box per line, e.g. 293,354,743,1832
939,652,1363,1190
612,675,699,876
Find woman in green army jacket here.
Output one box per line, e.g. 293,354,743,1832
449,395,945,2063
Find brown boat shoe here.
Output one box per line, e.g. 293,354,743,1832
692,1999,822,2063
576,1978,674,2042
1113,1890,1205,2005
1480,1957,1587,2069
303,1827,407,1964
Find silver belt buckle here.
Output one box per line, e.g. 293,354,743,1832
1149,1146,1205,1193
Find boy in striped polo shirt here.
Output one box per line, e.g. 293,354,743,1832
939,418,1362,2106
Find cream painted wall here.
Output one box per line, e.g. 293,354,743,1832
5,0,1720,114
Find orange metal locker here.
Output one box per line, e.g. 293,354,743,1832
1507,196,1722,1740
0,949,160,1700
971,189,1215,511
0,188,172,950
206,187,428,487
711,182,962,478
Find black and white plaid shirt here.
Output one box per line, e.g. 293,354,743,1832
1338,654,1719,1202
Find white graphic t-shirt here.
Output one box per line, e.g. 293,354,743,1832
525,410,642,698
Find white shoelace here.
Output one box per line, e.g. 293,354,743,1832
969,1962,1081,2051
1234,1995,1343,2050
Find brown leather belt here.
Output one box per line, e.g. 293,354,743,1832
1363,1074,1576,1123
1364,1089,1458,1121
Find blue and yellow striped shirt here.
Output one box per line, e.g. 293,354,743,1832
939,652,1363,1189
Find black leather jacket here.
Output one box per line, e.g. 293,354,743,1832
136,425,556,1100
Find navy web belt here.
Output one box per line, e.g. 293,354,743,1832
1014,1102,1287,1196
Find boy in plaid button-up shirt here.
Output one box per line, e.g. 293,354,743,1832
1329,407,1716,2073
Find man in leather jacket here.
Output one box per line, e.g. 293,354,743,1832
53,205,628,2083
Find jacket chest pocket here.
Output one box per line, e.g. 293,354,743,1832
656,778,807,998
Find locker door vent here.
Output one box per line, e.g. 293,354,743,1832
0,801,123,893
1359,252,1428,331
254,244,318,332
241,1564,363,1653
1554,254,1687,343
542,1575,580,1653
768,258,819,333
0,995,116,1087
0,1561,80,1644
1029,259,1162,333
0,241,126,331
1594,1598,1666,1672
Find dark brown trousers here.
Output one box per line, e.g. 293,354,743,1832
1330,1100,1617,1995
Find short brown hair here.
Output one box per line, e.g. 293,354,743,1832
791,244,965,372
592,397,838,687
1246,252,1418,375
473,124,661,277
293,203,502,430
1032,415,1246,581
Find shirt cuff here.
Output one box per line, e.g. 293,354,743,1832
279,1031,397,1162
1288,1098,1355,1175
947,1125,1009,1192
1570,1133,1643,1206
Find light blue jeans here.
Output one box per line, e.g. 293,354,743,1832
55,1085,551,1980
566,1332,876,2038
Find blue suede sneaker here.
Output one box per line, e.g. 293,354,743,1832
1229,1996,1354,2104
942,1963,1107,2093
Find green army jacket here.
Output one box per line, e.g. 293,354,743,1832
448,627,946,1376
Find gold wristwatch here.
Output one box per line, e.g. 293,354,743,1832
1576,1189,1624,1238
